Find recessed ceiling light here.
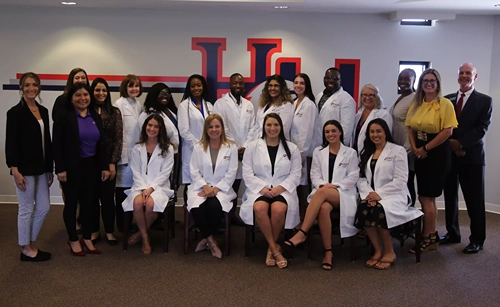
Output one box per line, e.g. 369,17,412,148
274,5,288,9
61,1,77,5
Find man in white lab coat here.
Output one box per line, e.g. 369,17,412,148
315,67,356,147
213,73,255,226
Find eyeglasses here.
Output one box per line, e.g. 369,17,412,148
361,94,376,98
324,76,340,81
422,79,437,84
158,91,172,97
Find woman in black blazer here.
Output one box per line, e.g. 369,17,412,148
6,72,53,262
53,82,110,256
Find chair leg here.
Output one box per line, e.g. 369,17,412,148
122,211,132,251
245,225,252,258
169,204,176,239
225,212,230,256
163,205,170,253
307,232,313,260
184,206,189,255
415,216,422,263
350,236,357,262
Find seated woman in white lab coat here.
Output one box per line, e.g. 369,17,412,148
246,74,294,143
285,120,359,270
355,118,423,270
240,113,302,269
352,84,392,154
187,114,238,259
121,114,175,255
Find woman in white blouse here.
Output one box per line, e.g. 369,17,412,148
122,114,174,255
355,118,422,270
285,120,359,270
187,114,238,259
240,113,301,269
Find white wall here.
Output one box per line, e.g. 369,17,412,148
0,7,497,208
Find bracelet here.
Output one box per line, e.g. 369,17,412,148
423,145,429,152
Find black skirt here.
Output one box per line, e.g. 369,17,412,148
415,133,451,197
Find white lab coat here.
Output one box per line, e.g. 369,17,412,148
114,97,143,187
246,102,294,145
291,97,318,185
315,88,356,148
213,93,255,179
178,98,213,184
240,139,301,229
308,144,359,238
138,110,179,153
352,108,393,154
121,143,174,213
187,143,238,212
356,142,423,228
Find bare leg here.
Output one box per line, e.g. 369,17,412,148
318,202,334,268
375,228,396,269
130,195,145,244
270,202,287,267
286,188,340,246
141,198,158,255
254,200,282,266
419,196,437,236
364,227,383,267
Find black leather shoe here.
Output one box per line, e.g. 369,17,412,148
439,234,461,245
106,237,118,246
463,242,483,254
20,250,51,262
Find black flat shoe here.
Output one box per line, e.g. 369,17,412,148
106,238,118,246
20,251,51,262
91,234,102,245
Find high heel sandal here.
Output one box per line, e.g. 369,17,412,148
410,231,439,254
273,251,288,269
265,252,276,267
67,241,85,257
322,248,333,270
80,238,102,254
284,229,308,248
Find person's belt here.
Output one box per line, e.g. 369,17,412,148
417,131,428,141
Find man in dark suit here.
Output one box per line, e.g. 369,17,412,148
441,63,493,254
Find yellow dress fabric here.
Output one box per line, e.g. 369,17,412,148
405,97,458,133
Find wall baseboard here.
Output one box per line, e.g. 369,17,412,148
1,196,499,215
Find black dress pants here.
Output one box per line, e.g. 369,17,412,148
190,197,224,239
91,177,117,234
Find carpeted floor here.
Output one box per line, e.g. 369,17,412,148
1,204,499,306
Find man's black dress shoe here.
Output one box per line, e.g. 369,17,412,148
463,242,483,254
20,250,51,262
439,234,461,245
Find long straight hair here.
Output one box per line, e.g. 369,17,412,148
199,114,232,151
358,118,394,178
19,72,41,103
138,114,173,156
182,74,209,102
408,68,443,119
90,78,115,116
64,68,89,95
262,113,291,160
293,73,316,103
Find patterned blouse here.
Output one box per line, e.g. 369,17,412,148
99,106,123,164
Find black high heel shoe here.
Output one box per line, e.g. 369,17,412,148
410,231,439,254
322,248,333,270
284,229,308,248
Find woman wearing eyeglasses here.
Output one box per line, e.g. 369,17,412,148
351,84,392,154
405,68,457,253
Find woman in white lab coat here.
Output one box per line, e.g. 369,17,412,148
285,120,359,270
290,73,318,222
114,74,143,232
355,118,422,270
138,83,179,152
122,114,174,255
352,84,392,154
187,114,238,259
178,74,213,189
240,113,301,269
246,74,294,143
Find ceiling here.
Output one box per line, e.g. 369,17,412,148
0,0,499,15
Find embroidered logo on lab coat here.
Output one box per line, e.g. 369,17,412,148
384,156,394,161
339,162,349,167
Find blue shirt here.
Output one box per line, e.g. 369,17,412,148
75,107,100,158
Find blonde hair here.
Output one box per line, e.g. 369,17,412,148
258,74,293,108
358,83,383,110
199,114,232,151
408,68,443,119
